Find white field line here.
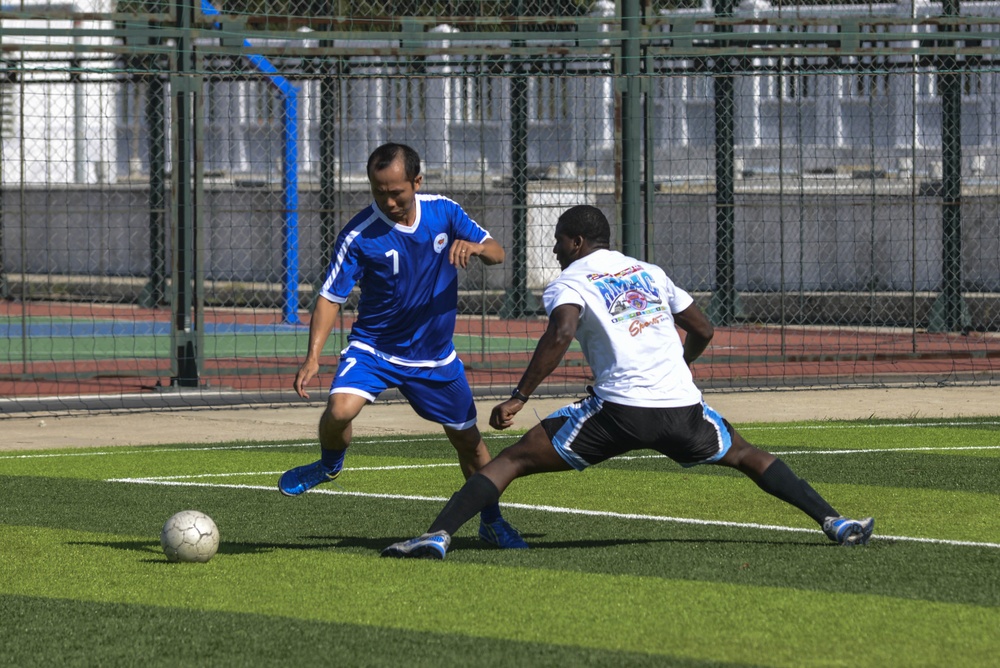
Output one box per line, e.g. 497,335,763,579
107,477,1000,550
738,420,1000,431
131,463,458,480
615,445,1000,459
0,442,316,460
5,433,1000,461
0,436,504,460
120,443,1000,482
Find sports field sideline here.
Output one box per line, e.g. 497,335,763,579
2,385,998,451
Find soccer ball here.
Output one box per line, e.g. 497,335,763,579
160,510,220,563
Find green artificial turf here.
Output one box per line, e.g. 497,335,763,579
2,417,999,666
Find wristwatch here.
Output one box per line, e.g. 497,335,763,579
511,388,530,403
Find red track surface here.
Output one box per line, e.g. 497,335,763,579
3,301,999,400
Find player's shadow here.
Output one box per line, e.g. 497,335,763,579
68,533,831,561
370,534,827,551
67,539,345,562
69,540,162,558
344,534,677,552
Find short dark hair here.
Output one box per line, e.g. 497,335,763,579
556,205,611,246
367,143,421,181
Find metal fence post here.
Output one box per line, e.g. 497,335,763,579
169,0,203,387
0,58,9,300
621,0,644,259
317,54,339,308
930,0,971,332
139,60,167,309
501,4,538,318
709,0,739,326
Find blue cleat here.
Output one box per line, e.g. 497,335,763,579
823,516,875,546
479,517,529,549
381,531,451,559
278,460,341,497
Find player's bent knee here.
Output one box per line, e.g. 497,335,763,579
716,438,754,467
321,406,359,429
324,393,367,425
718,438,775,475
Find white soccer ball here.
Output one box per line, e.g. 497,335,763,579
160,510,220,563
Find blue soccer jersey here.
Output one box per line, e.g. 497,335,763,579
318,193,491,365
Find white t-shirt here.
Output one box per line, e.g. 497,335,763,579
542,249,703,408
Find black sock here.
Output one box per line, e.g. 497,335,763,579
754,458,838,524
428,473,500,536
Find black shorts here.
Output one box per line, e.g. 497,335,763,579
540,395,734,470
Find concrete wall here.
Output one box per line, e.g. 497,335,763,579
2,179,996,291
3,179,999,328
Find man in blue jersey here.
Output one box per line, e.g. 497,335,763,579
382,205,874,559
279,143,527,549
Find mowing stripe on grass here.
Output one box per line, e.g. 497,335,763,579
106,477,1000,550
105,442,1000,482
6,439,999,462
4,525,997,666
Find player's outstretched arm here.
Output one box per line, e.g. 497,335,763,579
450,237,505,268
476,238,505,265
293,296,341,399
673,303,714,366
490,303,580,430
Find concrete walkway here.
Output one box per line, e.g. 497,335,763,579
2,385,997,451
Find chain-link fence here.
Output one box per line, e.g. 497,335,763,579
2,0,1000,414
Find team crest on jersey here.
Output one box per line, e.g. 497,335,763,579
433,233,449,254
587,265,665,322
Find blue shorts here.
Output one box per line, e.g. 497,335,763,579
541,395,733,471
330,348,477,430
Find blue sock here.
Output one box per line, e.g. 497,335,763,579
320,448,346,474
480,501,502,523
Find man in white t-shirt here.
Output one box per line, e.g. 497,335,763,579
382,205,874,559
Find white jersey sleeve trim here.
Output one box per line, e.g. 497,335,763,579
319,213,379,302
319,293,347,305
